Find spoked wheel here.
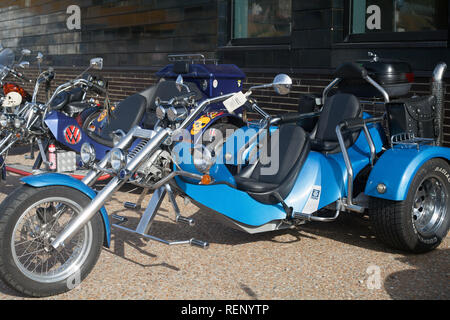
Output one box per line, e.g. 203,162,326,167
0,185,104,297
370,159,450,253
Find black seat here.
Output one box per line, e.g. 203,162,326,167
234,124,310,205
310,93,362,153
87,93,147,147
63,101,93,116
87,80,203,147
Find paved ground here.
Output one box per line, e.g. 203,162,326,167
0,147,448,300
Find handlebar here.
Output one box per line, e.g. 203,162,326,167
7,67,33,83
90,82,107,95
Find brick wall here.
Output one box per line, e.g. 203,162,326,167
10,67,450,146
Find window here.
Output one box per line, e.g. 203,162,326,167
350,0,448,39
232,0,291,40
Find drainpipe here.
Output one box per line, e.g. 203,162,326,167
431,62,447,146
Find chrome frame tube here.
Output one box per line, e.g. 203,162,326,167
175,92,236,135
0,136,18,156
336,123,354,205
362,125,376,167
336,116,383,206
364,75,390,103
0,133,13,150
322,78,341,105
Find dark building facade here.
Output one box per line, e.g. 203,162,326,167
1,0,450,142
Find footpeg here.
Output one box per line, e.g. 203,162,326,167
292,212,312,221
111,214,128,225
190,238,209,249
124,202,140,210
176,215,195,226
292,210,340,222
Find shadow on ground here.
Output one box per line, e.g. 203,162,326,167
384,248,449,300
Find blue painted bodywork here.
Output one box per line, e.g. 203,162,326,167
175,115,387,227
365,145,450,200
45,110,112,160
21,173,111,247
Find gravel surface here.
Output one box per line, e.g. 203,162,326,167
0,147,448,300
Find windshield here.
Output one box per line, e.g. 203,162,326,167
0,48,14,68
0,48,14,80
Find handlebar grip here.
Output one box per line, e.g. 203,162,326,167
278,113,304,124
341,118,364,129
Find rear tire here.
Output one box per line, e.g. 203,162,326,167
369,159,450,253
0,185,104,297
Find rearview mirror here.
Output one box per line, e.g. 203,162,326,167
176,75,184,92
21,49,31,56
90,57,103,70
272,74,292,95
175,74,190,93
18,61,30,69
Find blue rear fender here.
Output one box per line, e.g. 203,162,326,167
21,173,111,247
365,146,450,201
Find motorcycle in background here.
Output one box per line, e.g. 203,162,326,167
6,53,247,180
0,57,108,180
0,47,35,110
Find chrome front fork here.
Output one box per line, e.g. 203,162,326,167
51,127,170,250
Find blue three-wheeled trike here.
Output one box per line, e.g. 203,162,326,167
0,59,448,297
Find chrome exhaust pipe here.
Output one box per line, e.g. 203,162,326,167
51,128,170,250
431,62,447,146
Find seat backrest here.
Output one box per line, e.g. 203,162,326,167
314,93,361,143
251,124,308,185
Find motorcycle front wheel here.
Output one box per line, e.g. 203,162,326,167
0,185,104,297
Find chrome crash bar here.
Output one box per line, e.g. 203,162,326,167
336,116,384,212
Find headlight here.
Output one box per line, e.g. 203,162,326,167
14,118,21,129
110,148,127,172
80,143,96,165
0,114,8,127
167,106,188,122
156,105,167,120
192,144,215,174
